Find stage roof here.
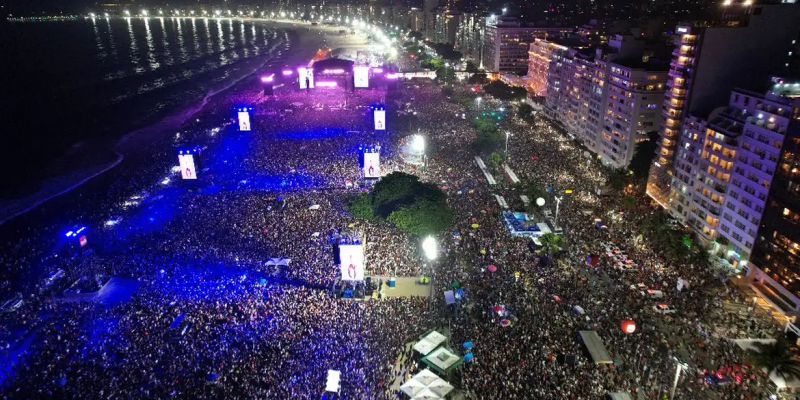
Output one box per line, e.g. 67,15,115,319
312,58,355,73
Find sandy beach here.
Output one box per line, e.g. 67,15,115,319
0,20,369,226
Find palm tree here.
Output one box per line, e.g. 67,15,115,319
539,233,564,258
746,340,800,381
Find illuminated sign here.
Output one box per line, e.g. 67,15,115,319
238,110,251,131
354,66,369,88
178,153,197,180
339,244,365,281
363,152,380,178
374,108,386,130
298,67,315,89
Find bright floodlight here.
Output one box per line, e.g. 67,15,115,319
412,135,425,154
422,236,438,260
141,9,148,17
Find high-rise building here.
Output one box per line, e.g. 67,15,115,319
481,16,570,74
527,39,569,97
747,80,800,316
600,60,667,167
434,8,461,45
664,79,799,281
454,11,487,63
647,4,800,207
423,0,439,40
529,35,667,168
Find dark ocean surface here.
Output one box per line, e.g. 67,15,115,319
0,17,288,195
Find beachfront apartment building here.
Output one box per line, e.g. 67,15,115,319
601,61,667,167
454,11,486,64
529,34,666,168
527,38,568,98
668,82,800,272
481,16,570,74
742,81,800,316
646,4,800,208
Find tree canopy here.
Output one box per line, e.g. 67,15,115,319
482,80,527,101
349,172,454,236
746,340,800,381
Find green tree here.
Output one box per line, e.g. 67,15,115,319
517,103,534,120
436,67,456,84
388,199,454,236
348,193,376,220
357,172,454,236
540,233,564,258
621,196,637,211
488,152,505,172
607,169,628,191
467,73,488,85
746,340,800,381
422,57,444,70
629,131,659,183
483,80,527,101
471,124,504,155
372,172,427,218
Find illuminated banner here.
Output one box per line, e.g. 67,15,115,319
363,152,380,178
238,110,252,131
339,244,365,281
178,154,197,180
298,67,315,89
374,109,386,131
354,66,369,88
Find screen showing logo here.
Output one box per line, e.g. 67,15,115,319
178,154,197,180
238,111,251,131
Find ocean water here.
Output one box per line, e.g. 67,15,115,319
0,17,287,194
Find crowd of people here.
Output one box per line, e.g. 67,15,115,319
0,59,786,400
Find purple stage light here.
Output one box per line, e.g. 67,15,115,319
282,69,294,76
373,67,384,73
322,68,345,75
386,73,399,80
261,74,275,83
316,81,338,88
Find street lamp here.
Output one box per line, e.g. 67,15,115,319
422,236,438,261
504,131,511,160
554,195,563,228
669,358,689,400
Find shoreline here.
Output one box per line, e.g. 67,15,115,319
0,20,336,226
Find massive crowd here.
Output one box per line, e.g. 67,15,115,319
0,61,785,400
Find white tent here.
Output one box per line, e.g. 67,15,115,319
413,330,447,356
400,369,454,400
266,258,291,266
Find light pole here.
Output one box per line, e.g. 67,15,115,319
554,195,563,228
504,131,511,160
422,236,438,300
669,358,689,400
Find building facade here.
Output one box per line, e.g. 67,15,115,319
481,16,569,74
454,11,486,64
530,35,666,168
647,4,800,207
746,81,800,316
